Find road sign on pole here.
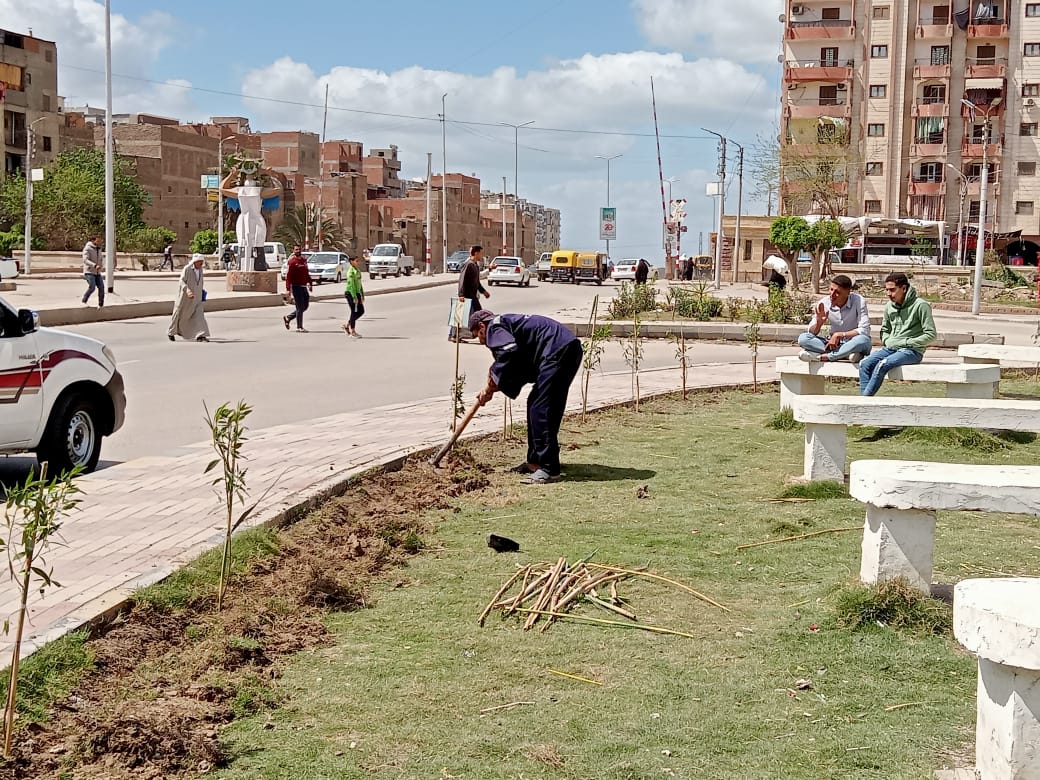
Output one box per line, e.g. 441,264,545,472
200,174,220,189
599,207,616,241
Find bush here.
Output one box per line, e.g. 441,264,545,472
124,226,177,253
190,229,219,255
832,579,951,636
607,282,658,319
984,261,1029,288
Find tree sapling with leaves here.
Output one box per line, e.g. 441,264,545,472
621,312,645,411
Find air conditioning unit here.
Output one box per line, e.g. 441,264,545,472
836,83,848,90
1027,98,1037,107
791,4,805,14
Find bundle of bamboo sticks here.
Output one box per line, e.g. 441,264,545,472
478,557,728,636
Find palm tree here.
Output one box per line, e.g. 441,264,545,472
274,206,348,252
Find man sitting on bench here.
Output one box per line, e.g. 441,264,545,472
797,275,871,363
859,272,936,396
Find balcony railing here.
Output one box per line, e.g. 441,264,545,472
789,19,852,28
913,57,952,78
918,15,951,25
786,58,855,68
912,173,945,183
914,133,946,145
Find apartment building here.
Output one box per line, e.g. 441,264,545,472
363,145,405,198
781,0,1040,251
1,28,60,181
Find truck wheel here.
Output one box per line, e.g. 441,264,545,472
37,393,103,474
370,273,376,280
404,267,412,276
382,274,388,279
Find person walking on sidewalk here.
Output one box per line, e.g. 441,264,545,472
168,254,210,342
859,272,936,396
283,244,313,332
797,275,870,363
470,309,582,485
341,255,365,338
159,242,175,271
81,234,105,307
451,245,490,342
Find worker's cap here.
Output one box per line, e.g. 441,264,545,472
469,309,495,333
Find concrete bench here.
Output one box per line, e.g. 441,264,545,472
791,395,1040,481
959,343,1040,367
954,578,1040,779
848,459,1040,593
777,356,1000,410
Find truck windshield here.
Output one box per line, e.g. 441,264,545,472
371,246,399,256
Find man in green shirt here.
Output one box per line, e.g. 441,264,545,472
859,272,936,396
341,255,365,338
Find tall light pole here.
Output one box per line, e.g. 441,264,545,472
962,97,1001,315
703,128,727,290
424,152,432,275
595,153,623,258
500,120,533,258
501,176,507,254
104,0,115,292
665,176,678,207
24,117,45,276
946,163,968,267
317,83,329,251
217,133,236,260
440,93,448,273
731,141,745,284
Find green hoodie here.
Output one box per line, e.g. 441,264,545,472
881,286,936,352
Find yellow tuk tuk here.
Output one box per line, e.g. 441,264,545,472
575,251,607,285
550,250,579,283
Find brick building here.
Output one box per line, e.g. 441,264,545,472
1,28,60,181
363,144,404,197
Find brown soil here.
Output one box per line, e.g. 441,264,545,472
1,445,501,780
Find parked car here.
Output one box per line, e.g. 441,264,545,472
534,251,553,281
446,250,470,273
611,259,658,283
306,251,349,284
368,243,415,279
0,256,21,279
0,296,125,473
487,256,531,287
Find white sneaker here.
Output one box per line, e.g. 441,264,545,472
798,350,821,362
849,352,864,364
351,332,362,339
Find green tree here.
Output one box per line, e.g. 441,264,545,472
804,219,847,293
768,216,812,288
0,148,151,250
273,206,347,252
190,229,219,255
124,226,177,254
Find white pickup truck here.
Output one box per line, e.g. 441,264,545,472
367,243,415,279
0,297,125,473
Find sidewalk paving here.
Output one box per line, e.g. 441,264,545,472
0,358,773,664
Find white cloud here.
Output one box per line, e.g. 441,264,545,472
633,0,784,65
1,0,198,117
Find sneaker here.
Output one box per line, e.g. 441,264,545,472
849,352,865,365
509,462,537,474
522,469,560,484
296,328,308,333
351,331,362,339
798,350,821,363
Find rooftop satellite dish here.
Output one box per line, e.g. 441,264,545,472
778,13,786,22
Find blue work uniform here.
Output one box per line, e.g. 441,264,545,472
484,314,582,476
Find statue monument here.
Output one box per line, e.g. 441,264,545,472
218,160,282,271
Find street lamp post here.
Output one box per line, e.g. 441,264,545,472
946,164,968,267
217,134,236,260
500,121,533,259
24,117,45,276
962,97,1002,315
702,128,727,290
104,0,115,292
595,153,623,258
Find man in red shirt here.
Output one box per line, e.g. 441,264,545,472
283,245,314,332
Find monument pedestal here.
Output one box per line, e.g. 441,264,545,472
226,270,279,293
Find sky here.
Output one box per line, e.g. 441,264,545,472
13,0,785,259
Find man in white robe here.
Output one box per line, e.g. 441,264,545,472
168,254,210,342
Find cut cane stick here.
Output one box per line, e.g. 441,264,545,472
587,564,730,612
478,567,528,626
586,594,637,621
735,526,860,551
525,557,566,630
516,608,697,639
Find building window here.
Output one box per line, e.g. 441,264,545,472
1021,122,1038,136
869,84,887,98
44,48,53,63
822,7,841,19
1028,3,1040,16
865,199,882,214
922,84,946,103
167,186,172,193
868,123,886,136
24,72,31,85
871,45,889,58
965,163,983,178
42,136,51,152
931,46,951,65
1026,43,1040,57
184,221,189,228
866,162,884,175
1017,201,1034,215
1024,84,1040,97
873,6,890,19
819,85,840,105
1019,162,1037,175
969,201,981,219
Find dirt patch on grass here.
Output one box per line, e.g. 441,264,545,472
1,448,495,780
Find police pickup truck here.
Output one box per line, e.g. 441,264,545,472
0,297,125,473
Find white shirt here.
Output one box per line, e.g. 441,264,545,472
811,292,870,339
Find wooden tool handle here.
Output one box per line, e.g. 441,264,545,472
429,400,482,466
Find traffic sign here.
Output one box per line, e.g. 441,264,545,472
200,174,220,189
599,207,616,241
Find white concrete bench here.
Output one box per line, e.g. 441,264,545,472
959,343,1040,367
954,578,1040,779
777,356,1000,410
791,395,1040,481
848,459,1040,593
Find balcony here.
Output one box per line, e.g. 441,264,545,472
960,99,1005,119
968,17,1009,38
916,16,953,39
911,134,948,158
784,59,854,84
785,97,851,119
786,19,855,40
912,100,949,117
913,58,951,79
909,176,946,197
965,57,1007,79
961,138,1003,158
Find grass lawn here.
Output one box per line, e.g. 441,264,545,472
213,379,1040,780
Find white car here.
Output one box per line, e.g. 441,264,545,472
487,256,531,287
0,296,125,473
306,251,349,284
611,259,658,283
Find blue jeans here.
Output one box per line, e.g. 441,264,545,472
82,272,104,306
858,347,924,396
797,332,871,360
